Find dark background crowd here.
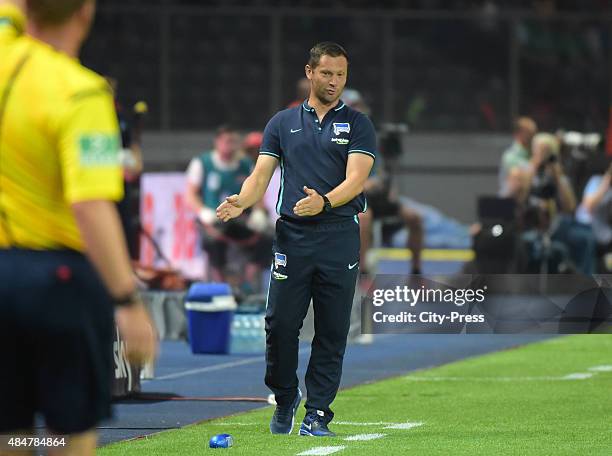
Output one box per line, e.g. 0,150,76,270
98,0,612,293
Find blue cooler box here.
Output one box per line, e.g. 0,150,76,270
185,282,237,354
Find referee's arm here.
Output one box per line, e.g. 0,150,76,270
72,200,136,298
61,88,157,364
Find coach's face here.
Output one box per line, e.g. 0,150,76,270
306,55,348,105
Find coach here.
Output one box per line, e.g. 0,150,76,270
217,42,376,437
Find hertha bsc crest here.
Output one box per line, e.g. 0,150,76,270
333,123,350,135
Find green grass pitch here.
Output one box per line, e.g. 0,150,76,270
100,335,612,455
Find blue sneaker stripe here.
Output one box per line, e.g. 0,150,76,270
299,412,336,437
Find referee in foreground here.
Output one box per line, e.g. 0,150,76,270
0,1,156,454
217,42,376,437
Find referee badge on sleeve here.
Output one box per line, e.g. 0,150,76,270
78,133,120,167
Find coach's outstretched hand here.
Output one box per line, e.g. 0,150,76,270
294,186,324,217
217,194,244,222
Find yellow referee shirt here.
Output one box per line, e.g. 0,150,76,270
0,5,123,252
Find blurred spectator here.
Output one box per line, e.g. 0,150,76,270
528,133,576,216
342,88,371,116
505,166,531,207
287,77,311,108
360,166,424,275
499,117,538,195
242,131,264,162
576,158,612,270
186,126,271,291
106,76,145,261
242,132,278,230
346,88,424,274
243,132,282,225
498,137,571,273
505,132,596,273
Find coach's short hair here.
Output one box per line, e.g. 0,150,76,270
26,0,90,26
308,42,349,69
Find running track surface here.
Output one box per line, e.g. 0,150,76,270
99,256,552,445
99,333,552,445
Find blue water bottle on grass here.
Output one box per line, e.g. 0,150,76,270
209,433,233,448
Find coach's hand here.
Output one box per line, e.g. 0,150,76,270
116,302,158,365
217,194,244,222
294,186,324,216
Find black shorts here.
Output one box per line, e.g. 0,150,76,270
200,219,272,269
0,249,114,434
366,191,401,218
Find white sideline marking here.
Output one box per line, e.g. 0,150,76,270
151,346,311,382
384,422,423,430
333,421,398,426
211,421,395,427
562,373,593,380
344,433,386,441
405,375,593,382
588,365,612,372
297,446,346,455
151,357,262,381
207,422,257,426
212,421,418,427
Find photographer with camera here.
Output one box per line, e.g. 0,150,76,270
516,133,596,274
499,117,538,196
359,152,424,275
576,159,612,271
527,133,576,217
343,89,423,275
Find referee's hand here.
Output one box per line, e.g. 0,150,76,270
294,186,324,217
216,194,244,222
116,302,158,365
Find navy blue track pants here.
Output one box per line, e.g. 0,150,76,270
264,216,360,421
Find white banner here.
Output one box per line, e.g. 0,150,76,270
139,172,205,279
